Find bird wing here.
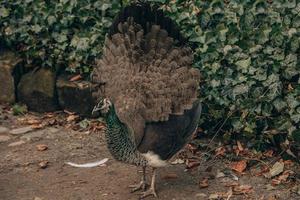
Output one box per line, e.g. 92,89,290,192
138,100,202,160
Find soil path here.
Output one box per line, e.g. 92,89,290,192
0,110,299,200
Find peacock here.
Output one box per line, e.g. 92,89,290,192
92,3,202,199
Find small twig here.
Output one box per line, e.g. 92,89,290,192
205,110,234,153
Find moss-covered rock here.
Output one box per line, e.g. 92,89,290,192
0,51,21,104
18,68,58,112
56,75,98,117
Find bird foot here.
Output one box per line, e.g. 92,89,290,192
129,181,147,193
139,187,158,199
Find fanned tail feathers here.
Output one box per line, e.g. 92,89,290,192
92,3,200,138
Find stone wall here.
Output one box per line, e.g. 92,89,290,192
0,50,98,117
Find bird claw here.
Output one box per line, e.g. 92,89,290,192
129,181,147,193
139,187,158,199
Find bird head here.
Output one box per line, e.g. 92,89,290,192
92,98,112,115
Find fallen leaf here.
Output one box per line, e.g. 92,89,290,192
224,181,239,187
226,188,233,200
271,178,281,186
79,119,90,129
215,146,226,157
187,143,198,153
69,74,82,82
31,124,44,129
67,115,79,122
271,170,293,185
263,150,274,157
266,184,276,191
199,178,209,188
216,170,226,178
267,161,284,178
48,119,56,125
64,110,75,115
39,161,49,169
162,173,178,180
36,144,48,151
232,184,253,195
26,119,41,125
288,83,294,91
209,194,220,199
45,113,55,118
237,141,244,152
255,165,270,176
186,160,200,169
171,159,185,165
230,160,247,173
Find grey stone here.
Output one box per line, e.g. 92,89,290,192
18,68,59,112
20,127,60,141
56,75,98,117
0,135,11,142
10,126,33,135
0,126,9,134
8,140,26,147
0,51,21,103
195,193,207,199
20,130,45,141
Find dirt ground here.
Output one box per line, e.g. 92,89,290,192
0,105,299,200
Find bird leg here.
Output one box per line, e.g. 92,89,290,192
140,167,158,199
129,166,147,193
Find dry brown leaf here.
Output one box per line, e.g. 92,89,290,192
69,74,82,82
199,178,209,188
288,83,294,91
26,119,41,125
237,141,244,152
224,181,239,187
271,179,281,186
232,184,253,195
162,173,178,180
186,160,200,169
67,115,79,122
36,144,48,151
215,146,226,157
263,150,274,157
64,110,75,115
272,170,293,185
39,161,49,169
267,161,284,178
48,119,56,125
44,113,55,118
187,143,198,153
31,124,44,129
230,160,247,173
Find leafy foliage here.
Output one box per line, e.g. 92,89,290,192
0,0,120,73
1,0,299,149
160,0,300,149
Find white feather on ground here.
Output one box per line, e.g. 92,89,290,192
65,158,109,168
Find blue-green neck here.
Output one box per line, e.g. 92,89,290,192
104,106,146,166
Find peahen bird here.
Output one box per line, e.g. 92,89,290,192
92,3,201,199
